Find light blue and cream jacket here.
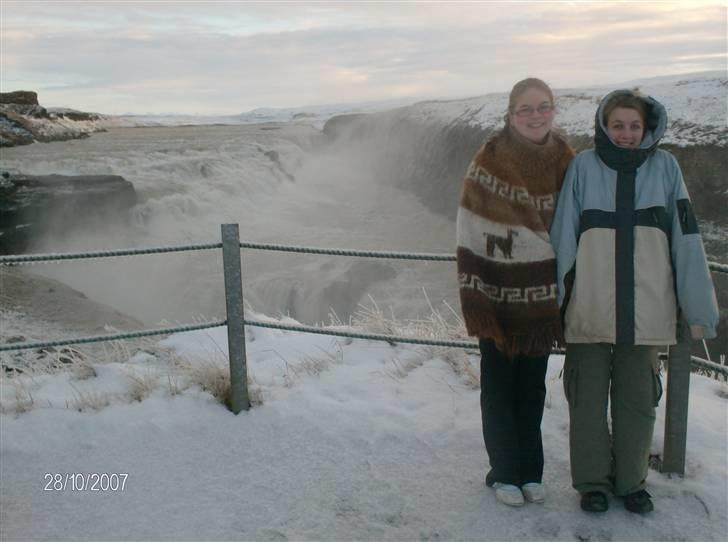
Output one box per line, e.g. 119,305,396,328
550,90,718,345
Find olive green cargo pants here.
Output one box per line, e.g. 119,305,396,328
563,343,663,496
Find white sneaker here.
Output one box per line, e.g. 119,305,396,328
492,483,525,507
521,482,546,503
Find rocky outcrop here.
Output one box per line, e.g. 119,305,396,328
0,172,137,255
0,90,39,105
0,90,106,147
0,113,35,146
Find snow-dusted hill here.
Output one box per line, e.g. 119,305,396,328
400,71,727,147
317,71,727,230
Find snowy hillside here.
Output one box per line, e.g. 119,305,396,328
403,72,727,146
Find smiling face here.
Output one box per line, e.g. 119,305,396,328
508,87,554,144
606,106,645,149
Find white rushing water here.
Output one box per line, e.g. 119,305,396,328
1,123,459,332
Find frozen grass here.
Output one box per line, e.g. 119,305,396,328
125,368,159,403
3,293,726,415
0,297,474,414
2,378,35,414
348,292,479,389
67,385,112,412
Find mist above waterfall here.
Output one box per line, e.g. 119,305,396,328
1,121,459,329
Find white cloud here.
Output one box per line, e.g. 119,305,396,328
1,1,725,114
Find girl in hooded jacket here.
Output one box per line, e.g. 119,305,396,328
550,90,719,515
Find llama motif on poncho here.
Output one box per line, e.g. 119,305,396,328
456,127,574,356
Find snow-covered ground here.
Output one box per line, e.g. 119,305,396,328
2,316,726,541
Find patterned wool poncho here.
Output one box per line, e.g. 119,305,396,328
456,127,575,357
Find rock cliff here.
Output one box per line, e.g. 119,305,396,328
0,172,137,255
0,90,108,147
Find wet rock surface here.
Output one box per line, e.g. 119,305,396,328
0,172,137,255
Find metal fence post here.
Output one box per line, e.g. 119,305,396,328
662,319,691,474
221,223,250,414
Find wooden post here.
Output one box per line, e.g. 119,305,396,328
221,224,250,414
662,319,691,475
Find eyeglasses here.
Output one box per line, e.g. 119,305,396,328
513,104,555,117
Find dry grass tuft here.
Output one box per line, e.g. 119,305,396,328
189,362,232,406
125,369,159,403
5,379,35,414
351,291,478,389
187,360,263,409
67,386,112,412
0,327,164,380
71,363,97,380
379,355,425,381
165,369,186,397
272,341,345,388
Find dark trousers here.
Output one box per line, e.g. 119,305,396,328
479,338,548,487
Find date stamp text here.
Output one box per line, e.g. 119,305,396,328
44,473,129,492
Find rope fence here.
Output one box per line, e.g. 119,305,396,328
0,225,725,474
238,241,456,261
4,316,725,375
2,244,726,275
0,242,222,265
1,241,725,271
0,321,227,352
1,237,724,357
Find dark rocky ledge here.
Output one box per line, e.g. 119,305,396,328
0,172,137,255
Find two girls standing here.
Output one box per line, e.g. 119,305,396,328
457,79,718,513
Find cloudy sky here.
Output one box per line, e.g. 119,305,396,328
1,1,726,115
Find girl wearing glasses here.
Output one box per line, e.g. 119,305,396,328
550,90,718,514
456,78,575,507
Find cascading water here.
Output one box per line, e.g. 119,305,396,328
1,121,460,333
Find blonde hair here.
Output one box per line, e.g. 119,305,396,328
505,78,555,124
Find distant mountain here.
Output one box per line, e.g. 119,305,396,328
234,97,425,128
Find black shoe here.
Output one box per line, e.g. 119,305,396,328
580,491,609,513
623,490,654,514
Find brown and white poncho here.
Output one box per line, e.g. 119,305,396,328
456,127,575,357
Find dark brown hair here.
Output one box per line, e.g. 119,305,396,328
508,78,555,114
603,93,648,125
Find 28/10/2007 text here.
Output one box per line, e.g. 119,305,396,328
44,473,129,492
